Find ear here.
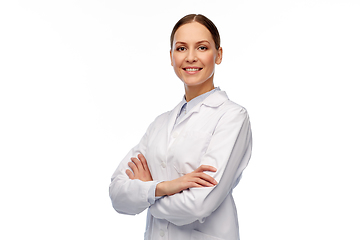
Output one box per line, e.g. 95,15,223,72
215,47,223,65
170,49,173,66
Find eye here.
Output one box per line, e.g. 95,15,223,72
176,47,186,52
198,46,208,51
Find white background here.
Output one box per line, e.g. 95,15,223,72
1,0,359,239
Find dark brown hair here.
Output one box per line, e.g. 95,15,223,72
170,14,221,50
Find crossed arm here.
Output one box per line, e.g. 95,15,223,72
111,108,251,224
126,153,218,197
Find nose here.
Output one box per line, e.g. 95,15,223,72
186,49,197,62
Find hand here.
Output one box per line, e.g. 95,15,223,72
155,165,217,197
126,154,153,182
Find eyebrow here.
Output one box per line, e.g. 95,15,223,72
175,40,211,45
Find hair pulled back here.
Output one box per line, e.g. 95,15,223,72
170,14,221,50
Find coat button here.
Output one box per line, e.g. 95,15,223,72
159,229,165,237
161,162,166,168
172,131,179,138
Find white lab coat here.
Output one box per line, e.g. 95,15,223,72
110,90,252,240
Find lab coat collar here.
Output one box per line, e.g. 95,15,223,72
178,90,228,121
201,90,229,108
166,90,229,143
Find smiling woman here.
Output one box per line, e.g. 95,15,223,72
170,21,223,101
110,14,252,240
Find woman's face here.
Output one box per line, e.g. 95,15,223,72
170,22,222,89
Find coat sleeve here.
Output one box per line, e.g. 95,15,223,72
109,120,159,215
149,108,252,226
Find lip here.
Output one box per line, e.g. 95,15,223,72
182,67,203,74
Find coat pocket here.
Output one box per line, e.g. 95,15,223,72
190,230,225,240
172,130,212,175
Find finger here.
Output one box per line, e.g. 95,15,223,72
181,180,203,189
128,161,139,175
196,178,216,187
138,154,149,171
189,182,203,188
194,165,217,173
126,169,134,179
131,157,144,171
195,172,218,185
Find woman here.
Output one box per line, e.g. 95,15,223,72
110,14,252,240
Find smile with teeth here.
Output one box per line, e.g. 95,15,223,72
183,68,202,72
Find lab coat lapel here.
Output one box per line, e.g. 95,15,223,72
175,103,201,126
166,91,229,144
166,101,183,143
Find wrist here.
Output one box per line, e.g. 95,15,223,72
155,181,168,197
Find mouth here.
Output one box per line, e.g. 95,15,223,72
183,67,203,72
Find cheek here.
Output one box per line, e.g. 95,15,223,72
172,56,183,76
172,54,182,67
202,54,216,68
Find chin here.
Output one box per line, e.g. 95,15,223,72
182,80,206,87
182,77,213,87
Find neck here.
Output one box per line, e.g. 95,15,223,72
184,80,215,102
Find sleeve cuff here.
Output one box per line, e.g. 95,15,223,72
147,180,164,205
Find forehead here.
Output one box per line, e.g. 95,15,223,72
173,22,214,44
